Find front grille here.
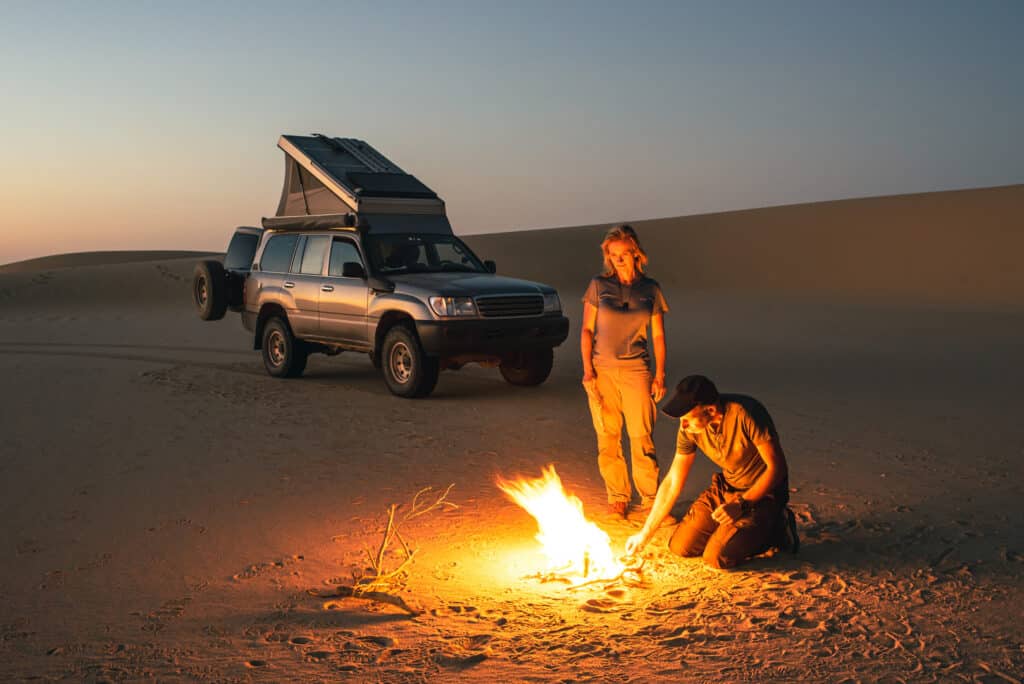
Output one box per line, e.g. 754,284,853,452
476,294,544,318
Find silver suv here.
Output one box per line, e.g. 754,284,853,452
192,134,569,397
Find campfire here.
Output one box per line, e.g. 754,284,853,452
497,465,628,585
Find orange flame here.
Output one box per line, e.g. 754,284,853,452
497,465,623,583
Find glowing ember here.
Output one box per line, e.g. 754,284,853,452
497,465,623,583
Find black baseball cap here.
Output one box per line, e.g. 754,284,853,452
660,375,720,418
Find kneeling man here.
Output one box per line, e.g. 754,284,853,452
625,375,798,569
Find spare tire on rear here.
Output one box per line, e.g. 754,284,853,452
193,260,228,321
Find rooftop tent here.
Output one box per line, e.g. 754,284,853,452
274,135,446,218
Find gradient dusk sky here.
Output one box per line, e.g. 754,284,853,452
1,1,1021,264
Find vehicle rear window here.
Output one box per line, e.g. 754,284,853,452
260,234,299,273
298,236,330,275
224,232,260,270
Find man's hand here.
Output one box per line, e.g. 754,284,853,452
624,531,648,557
650,376,666,402
711,500,744,525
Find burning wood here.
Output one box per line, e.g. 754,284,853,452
497,465,628,585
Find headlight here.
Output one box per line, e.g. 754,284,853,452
429,296,477,317
543,293,561,313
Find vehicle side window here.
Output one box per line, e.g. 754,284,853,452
329,239,364,277
260,234,300,273
299,235,330,275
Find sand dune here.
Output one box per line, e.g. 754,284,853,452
468,183,1024,312
0,250,219,274
1,186,1021,681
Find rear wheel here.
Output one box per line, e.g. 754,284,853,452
193,260,228,321
261,317,308,378
381,326,439,398
499,348,554,386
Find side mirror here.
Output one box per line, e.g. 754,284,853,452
484,260,497,274
342,262,365,278
367,276,395,293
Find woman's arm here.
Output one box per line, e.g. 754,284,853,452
580,302,598,382
650,310,666,401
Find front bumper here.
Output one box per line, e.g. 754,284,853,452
416,314,569,357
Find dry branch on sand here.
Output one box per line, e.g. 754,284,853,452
328,484,457,614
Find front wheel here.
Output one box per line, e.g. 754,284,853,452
381,326,439,398
261,317,308,378
499,348,554,386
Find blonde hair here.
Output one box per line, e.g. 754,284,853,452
600,224,648,277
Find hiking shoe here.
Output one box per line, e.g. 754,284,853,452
779,507,800,553
607,501,628,519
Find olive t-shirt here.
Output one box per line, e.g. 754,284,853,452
583,275,668,369
675,394,786,492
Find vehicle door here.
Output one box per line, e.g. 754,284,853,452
254,233,300,312
319,237,369,345
285,234,329,337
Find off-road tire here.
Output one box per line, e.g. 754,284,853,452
193,260,228,321
381,326,439,398
499,348,554,386
261,316,308,378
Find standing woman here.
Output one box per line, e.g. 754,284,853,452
581,225,669,518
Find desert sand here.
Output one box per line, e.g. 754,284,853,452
1,185,1022,682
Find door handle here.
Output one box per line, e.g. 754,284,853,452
284,281,295,289
321,285,334,292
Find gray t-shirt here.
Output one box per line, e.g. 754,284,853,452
675,394,788,494
583,275,668,368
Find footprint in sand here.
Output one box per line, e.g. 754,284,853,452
244,660,268,669
289,636,314,645
358,635,396,648
433,651,488,668
582,596,629,614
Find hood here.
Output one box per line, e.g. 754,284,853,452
389,272,554,297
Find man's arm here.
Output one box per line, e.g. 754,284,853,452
711,438,788,524
743,439,788,502
625,449,694,555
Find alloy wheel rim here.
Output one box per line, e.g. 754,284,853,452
389,342,413,383
195,277,208,306
268,330,286,366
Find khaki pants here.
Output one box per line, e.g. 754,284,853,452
669,473,788,569
588,365,659,505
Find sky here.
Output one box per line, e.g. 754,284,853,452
1,1,1022,264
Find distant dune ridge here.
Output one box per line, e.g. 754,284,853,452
2,185,1020,310
0,250,218,273
466,184,1024,312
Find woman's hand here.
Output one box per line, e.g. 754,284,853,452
582,369,597,389
650,375,666,402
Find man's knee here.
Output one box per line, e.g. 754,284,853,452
701,546,743,570
668,524,706,558
669,537,703,558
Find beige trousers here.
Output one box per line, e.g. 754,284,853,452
588,365,660,505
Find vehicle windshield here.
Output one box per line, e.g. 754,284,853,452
365,234,487,275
